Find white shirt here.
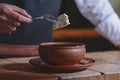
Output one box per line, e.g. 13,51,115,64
74,0,120,46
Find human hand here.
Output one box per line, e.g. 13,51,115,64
0,3,32,34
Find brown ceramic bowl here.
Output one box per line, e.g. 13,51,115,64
38,42,86,65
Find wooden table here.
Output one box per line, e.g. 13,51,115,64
0,50,120,80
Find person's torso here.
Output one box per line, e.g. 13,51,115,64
0,0,62,45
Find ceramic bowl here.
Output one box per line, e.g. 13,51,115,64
38,42,86,65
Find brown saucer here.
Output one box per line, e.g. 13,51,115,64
29,58,95,73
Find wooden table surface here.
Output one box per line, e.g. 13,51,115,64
0,50,120,80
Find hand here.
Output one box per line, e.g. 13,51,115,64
0,3,32,34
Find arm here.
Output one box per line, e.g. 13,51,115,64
0,3,38,56
74,0,120,48
0,3,32,34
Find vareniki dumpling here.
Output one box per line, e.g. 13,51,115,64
53,13,70,30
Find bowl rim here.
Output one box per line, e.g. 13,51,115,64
39,42,85,48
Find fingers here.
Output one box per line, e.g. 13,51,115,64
9,5,32,23
0,24,17,33
0,26,16,34
0,28,11,34
7,11,32,24
0,3,32,24
0,3,32,34
0,15,20,34
0,15,21,26
12,5,32,18
0,25,13,34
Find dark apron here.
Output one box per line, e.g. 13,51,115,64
0,0,62,45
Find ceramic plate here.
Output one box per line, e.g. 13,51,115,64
29,58,95,73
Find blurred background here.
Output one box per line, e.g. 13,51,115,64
53,0,120,52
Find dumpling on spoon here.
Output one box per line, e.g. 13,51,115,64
53,13,70,30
